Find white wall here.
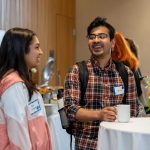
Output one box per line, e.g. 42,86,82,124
76,0,150,76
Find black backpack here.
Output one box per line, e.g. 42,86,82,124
66,60,128,135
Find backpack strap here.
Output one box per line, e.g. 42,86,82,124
76,61,88,106
134,68,142,97
113,61,128,104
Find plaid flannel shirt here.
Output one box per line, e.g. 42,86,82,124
64,57,138,150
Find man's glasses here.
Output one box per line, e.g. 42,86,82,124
87,33,109,40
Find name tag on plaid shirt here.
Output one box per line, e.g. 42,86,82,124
114,85,124,95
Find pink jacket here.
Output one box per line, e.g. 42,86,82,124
0,71,52,150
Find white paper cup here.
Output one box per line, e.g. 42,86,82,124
117,104,130,123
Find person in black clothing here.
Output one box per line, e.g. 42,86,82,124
125,38,142,97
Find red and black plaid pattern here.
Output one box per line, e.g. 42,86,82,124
64,57,138,150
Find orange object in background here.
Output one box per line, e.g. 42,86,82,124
147,91,150,97
38,86,52,94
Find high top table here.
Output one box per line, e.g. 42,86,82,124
97,117,150,150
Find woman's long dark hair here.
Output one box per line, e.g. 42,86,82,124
0,27,37,99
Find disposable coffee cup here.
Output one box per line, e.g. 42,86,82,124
117,104,130,123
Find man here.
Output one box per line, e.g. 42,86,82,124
64,17,138,150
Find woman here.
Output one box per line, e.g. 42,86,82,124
112,32,140,72
112,32,142,96
112,32,146,117
0,27,52,150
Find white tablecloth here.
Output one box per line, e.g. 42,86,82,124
97,117,150,150
47,113,75,150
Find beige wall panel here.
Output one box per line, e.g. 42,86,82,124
56,14,75,83
55,0,75,17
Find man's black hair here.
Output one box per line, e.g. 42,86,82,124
87,17,115,40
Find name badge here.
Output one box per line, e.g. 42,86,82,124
114,86,124,96
28,99,41,115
